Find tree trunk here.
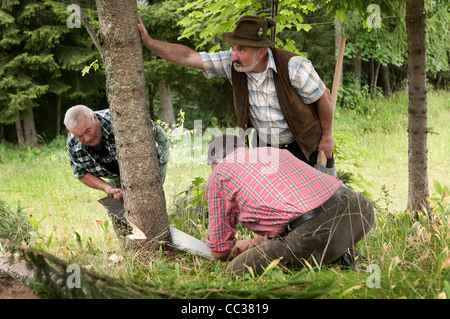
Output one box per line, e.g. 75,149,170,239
353,47,362,89
0,125,5,142
148,85,156,120
379,65,392,96
23,107,39,147
159,80,176,129
371,60,381,97
56,94,62,137
405,0,430,216
95,0,170,243
369,58,374,94
15,110,24,147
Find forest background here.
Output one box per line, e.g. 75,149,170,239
1,0,448,143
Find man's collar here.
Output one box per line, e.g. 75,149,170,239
267,47,277,73
96,111,113,136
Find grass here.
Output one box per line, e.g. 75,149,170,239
0,90,449,299
334,90,449,212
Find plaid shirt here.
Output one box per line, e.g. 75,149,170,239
200,48,326,144
205,147,343,251
67,109,164,179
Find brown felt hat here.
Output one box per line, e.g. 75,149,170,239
223,15,275,47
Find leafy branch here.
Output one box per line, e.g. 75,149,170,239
177,0,318,53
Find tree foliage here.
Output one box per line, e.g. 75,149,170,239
425,0,450,78
139,0,235,128
0,0,448,140
178,0,318,54
0,0,103,140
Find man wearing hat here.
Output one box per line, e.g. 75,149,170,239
138,15,334,168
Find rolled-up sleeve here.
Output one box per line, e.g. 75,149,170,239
67,147,88,178
205,177,237,251
288,55,326,104
200,50,233,81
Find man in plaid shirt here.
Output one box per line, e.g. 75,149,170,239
64,105,169,236
205,135,374,276
138,15,335,169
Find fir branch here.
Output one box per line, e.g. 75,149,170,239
0,238,174,299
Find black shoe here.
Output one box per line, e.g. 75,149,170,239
332,248,369,270
349,247,368,263
334,251,355,269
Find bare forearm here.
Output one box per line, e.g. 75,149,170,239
79,173,109,192
138,15,203,69
316,88,335,157
78,173,122,198
139,34,202,70
316,88,334,136
211,236,268,262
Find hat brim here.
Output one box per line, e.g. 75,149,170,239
223,32,274,47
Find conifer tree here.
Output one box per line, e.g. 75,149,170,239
0,0,101,143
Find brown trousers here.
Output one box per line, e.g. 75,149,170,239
227,188,375,276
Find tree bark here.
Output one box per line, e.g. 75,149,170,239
405,0,430,216
148,84,156,120
95,0,170,242
352,47,362,89
371,60,381,97
15,110,24,147
0,125,5,142
56,94,62,137
23,107,39,147
379,65,392,96
159,80,176,129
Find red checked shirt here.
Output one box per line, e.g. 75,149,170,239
205,147,343,252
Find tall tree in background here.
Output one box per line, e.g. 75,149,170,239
139,0,199,128
0,0,55,146
94,0,170,242
405,0,430,216
0,0,102,143
139,0,191,128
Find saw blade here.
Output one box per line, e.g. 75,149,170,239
98,196,213,259
168,226,213,259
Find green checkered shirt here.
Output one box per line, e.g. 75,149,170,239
67,109,165,179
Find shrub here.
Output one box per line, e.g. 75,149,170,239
0,200,32,253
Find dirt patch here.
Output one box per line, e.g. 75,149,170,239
0,278,39,299
0,256,39,299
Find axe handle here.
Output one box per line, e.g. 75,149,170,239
317,150,327,168
331,36,346,109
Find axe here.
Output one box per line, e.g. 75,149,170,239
315,35,346,176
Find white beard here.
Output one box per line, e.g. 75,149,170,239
233,50,260,73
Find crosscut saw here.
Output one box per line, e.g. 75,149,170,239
98,196,213,260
